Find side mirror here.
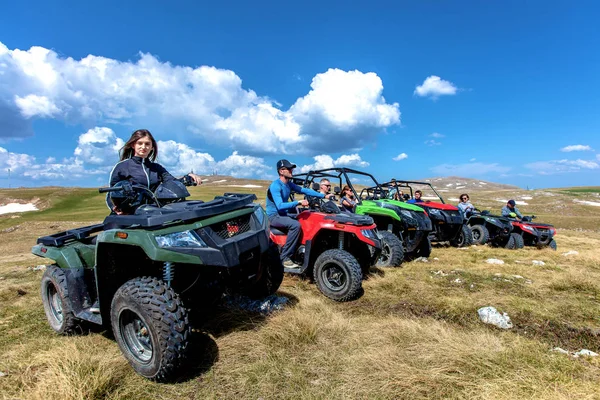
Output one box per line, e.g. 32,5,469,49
311,182,320,191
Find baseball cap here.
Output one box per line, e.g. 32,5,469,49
508,200,516,206
276,159,296,170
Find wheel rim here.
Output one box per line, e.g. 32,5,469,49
46,284,64,324
457,232,465,247
379,243,391,265
472,229,480,241
119,309,153,363
320,263,348,292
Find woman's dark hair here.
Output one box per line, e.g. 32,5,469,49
120,129,158,162
460,193,470,201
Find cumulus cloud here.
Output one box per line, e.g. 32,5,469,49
393,153,408,161
430,162,510,176
525,159,599,175
0,126,269,183
560,144,594,152
414,76,457,99
298,153,370,173
430,132,445,138
425,139,441,146
0,42,400,155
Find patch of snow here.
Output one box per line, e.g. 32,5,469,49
477,306,513,329
437,189,449,192
573,349,599,358
496,199,528,205
422,196,439,200
532,260,545,266
521,196,533,200
486,258,505,265
448,197,460,202
455,186,466,189
0,203,38,215
445,183,454,187
479,182,487,185
562,250,579,256
551,347,570,355
212,179,227,183
573,200,600,207
227,184,262,188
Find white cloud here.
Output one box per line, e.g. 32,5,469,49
597,154,600,161
425,139,441,146
525,159,599,175
414,76,458,99
0,42,400,154
560,144,593,152
298,153,370,173
430,162,510,176
430,132,445,138
14,94,61,118
0,127,270,182
469,158,476,162
393,153,408,161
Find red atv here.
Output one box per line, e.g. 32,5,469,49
269,187,382,302
510,216,557,250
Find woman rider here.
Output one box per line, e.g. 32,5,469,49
107,129,203,214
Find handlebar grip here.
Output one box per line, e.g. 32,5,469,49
98,187,123,193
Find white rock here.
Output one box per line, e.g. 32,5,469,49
432,270,448,277
574,349,599,357
551,347,570,355
486,258,505,265
453,278,462,284
33,265,47,271
414,257,429,263
0,371,5,377
477,306,513,329
433,257,439,261
532,260,545,266
458,247,469,251
511,275,524,279
562,250,579,256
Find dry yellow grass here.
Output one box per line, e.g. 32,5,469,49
1,182,600,399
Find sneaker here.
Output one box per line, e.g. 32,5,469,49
283,259,301,269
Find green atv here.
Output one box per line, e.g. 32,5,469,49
296,168,433,266
32,179,283,382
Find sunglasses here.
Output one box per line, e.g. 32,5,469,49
461,197,468,200
322,184,331,187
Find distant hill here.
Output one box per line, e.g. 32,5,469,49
415,176,520,192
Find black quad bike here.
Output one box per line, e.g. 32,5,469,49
465,211,522,249
32,179,283,382
269,183,382,302
377,180,473,248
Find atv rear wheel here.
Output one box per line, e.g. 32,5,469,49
41,265,80,335
242,244,284,299
376,231,404,267
111,277,191,382
470,224,490,245
505,233,524,249
313,249,363,302
450,225,473,248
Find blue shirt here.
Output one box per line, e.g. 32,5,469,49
266,179,324,217
406,198,423,204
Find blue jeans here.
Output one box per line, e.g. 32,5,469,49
269,215,301,261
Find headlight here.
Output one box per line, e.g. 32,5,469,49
156,230,207,248
428,208,442,216
253,206,266,226
361,229,377,239
400,210,413,219
521,225,536,233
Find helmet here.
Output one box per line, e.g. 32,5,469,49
276,159,297,171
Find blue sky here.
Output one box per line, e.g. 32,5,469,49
0,0,599,189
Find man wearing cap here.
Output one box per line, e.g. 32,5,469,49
502,200,523,220
267,159,334,268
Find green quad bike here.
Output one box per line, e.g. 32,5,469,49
296,168,433,266
32,179,283,382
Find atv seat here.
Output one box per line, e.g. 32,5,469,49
270,227,287,236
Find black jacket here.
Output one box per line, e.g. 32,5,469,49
106,156,177,210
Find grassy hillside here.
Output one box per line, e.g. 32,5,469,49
1,179,600,399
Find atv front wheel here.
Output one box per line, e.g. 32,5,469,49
111,277,191,382
41,265,80,335
548,239,557,251
313,249,363,302
505,233,524,250
470,224,490,245
450,225,474,248
242,244,284,299
376,231,404,267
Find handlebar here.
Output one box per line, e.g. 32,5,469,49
99,187,124,193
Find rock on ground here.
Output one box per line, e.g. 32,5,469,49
532,260,545,266
486,258,505,265
573,349,599,357
477,306,513,329
562,250,579,256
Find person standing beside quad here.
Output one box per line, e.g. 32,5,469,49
107,129,203,214
266,159,334,268
502,199,523,220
